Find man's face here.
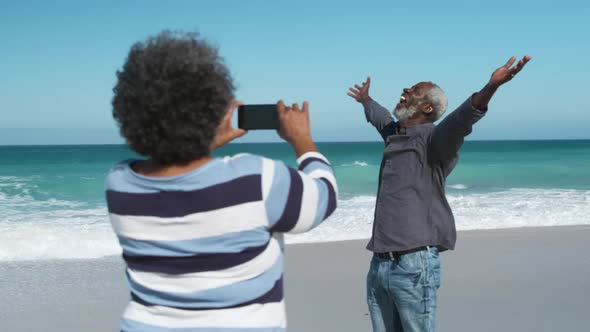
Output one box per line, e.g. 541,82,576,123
393,82,434,122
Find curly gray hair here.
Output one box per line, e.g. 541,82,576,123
112,30,234,165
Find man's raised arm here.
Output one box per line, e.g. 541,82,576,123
348,77,396,141
430,55,532,162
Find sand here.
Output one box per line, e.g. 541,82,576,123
2,226,589,331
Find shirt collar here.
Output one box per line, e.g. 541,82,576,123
394,121,434,135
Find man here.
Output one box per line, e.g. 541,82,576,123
347,55,532,332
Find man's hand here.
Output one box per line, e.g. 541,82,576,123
347,76,372,104
489,55,532,88
209,99,247,151
472,55,532,110
277,100,317,157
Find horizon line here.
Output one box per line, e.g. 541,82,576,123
1,138,590,147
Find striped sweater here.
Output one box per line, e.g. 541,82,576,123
105,151,338,331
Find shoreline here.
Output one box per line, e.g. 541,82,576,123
2,225,590,331
3,224,590,263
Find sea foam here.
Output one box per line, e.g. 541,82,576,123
341,161,370,167
1,188,590,261
0,192,118,261
448,184,468,190
286,188,590,243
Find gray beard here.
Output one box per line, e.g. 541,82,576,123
393,105,417,122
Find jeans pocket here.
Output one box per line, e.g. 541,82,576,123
389,251,434,317
427,246,439,259
396,251,424,274
367,256,378,281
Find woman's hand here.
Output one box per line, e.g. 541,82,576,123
277,100,317,157
210,99,247,151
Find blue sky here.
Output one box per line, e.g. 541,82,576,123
0,0,588,144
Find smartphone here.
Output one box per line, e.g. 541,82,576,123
238,104,279,130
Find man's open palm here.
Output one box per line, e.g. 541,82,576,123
348,77,372,104
490,55,532,87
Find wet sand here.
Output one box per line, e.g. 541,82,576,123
2,226,589,331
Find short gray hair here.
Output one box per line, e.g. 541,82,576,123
425,84,448,122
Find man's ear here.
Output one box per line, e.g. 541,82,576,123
422,103,434,115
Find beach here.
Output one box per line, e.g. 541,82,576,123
2,225,589,331
3,1,589,330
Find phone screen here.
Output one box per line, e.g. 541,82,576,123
238,104,278,130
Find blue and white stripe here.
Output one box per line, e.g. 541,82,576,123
121,300,287,331
106,152,337,331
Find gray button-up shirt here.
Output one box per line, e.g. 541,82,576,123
364,96,486,252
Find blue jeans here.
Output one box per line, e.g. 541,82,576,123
366,247,441,332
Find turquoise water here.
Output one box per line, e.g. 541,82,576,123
1,140,589,261
220,140,590,194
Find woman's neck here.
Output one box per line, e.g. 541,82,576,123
132,156,213,177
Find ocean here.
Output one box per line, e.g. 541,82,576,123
1,140,589,261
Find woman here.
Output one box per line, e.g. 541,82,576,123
106,31,338,331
